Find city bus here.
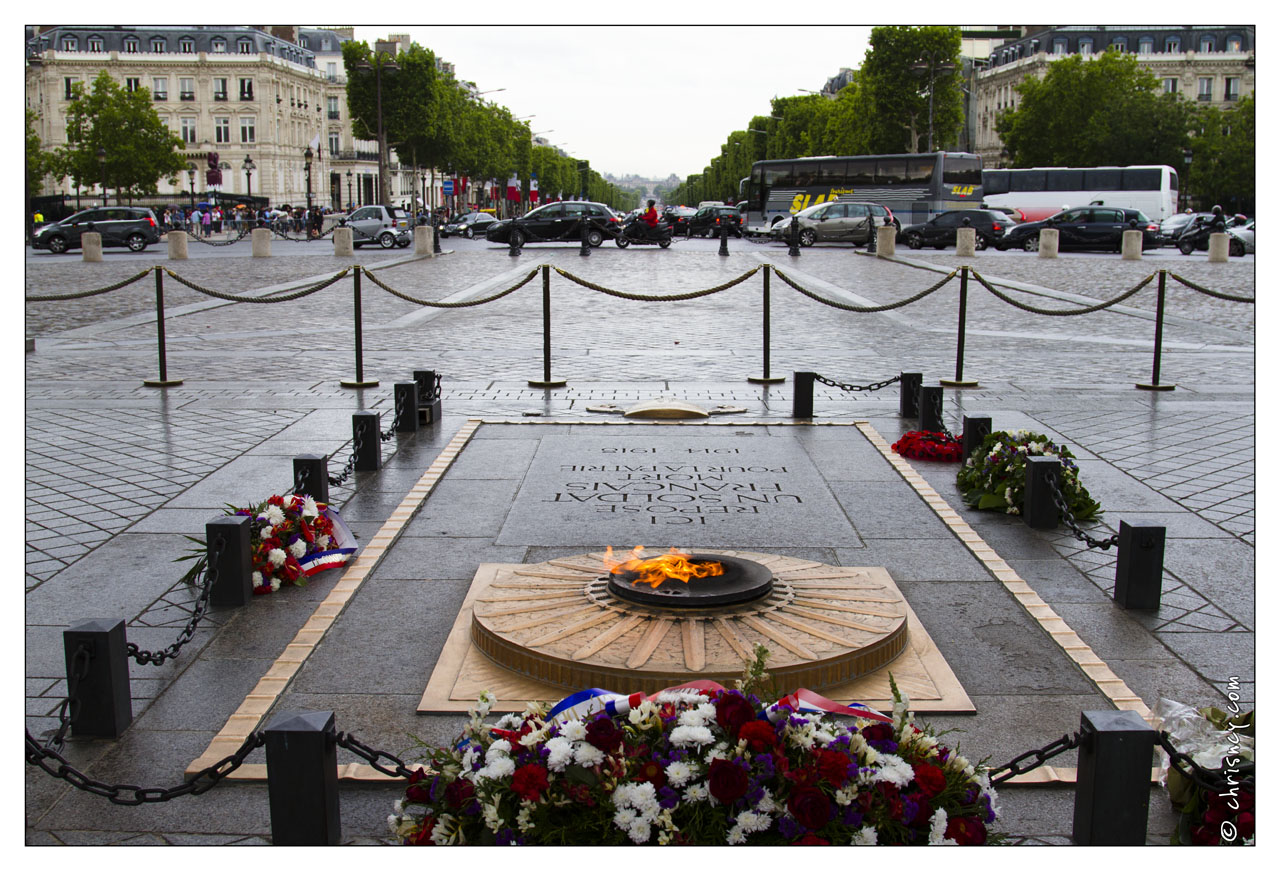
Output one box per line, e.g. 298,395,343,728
743,151,983,235
980,165,1179,223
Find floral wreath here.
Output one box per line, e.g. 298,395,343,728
892,430,964,462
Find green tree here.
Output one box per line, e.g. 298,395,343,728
57,71,186,202
854,26,962,153
1187,95,1254,213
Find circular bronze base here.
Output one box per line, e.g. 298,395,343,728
340,379,380,388
528,379,568,388
939,379,979,387
142,379,184,387
1135,383,1176,391
747,375,786,384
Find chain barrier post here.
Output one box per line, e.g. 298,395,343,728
940,266,978,387
792,371,816,418
1113,520,1166,610
529,265,567,388
918,385,944,432
749,266,785,384
394,383,420,432
62,619,132,738
719,220,730,256
788,215,801,256
264,710,341,845
579,218,591,257
413,369,443,423
1072,710,1155,845
206,515,252,607
899,372,922,418
341,267,379,388
961,415,991,464
1023,456,1061,529
352,412,380,472
1136,270,1175,392
293,455,330,503
142,266,183,388
433,220,442,255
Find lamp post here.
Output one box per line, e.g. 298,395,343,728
912,51,957,153
304,146,313,211
355,53,398,205
346,170,353,211
97,146,107,206
243,155,255,202
186,162,196,209
1182,147,1193,211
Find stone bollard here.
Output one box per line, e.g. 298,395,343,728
167,230,189,260
62,618,132,738
1023,455,1061,529
955,226,977,257
414,225,434,257
1113,520,1166,610
792,371,815,418
206,515,254,607
1072,710,1155,845
875,224,896,258
332,227,354,256
251,227,272,257
1037,228,1059,258
265,710,341,845
1121,229,1144,260
82,231,104,262
1208,233,1229,262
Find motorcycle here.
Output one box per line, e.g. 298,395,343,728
613,214,673,249
1177,212,1246,255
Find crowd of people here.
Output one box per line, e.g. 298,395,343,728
155,204,332,237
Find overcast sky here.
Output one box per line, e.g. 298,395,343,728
352,24,873,181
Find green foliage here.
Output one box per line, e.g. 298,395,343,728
1187,95,1254,213
27,110,55,196
56,71,187,200
850,25,963,154
955,430,1100,520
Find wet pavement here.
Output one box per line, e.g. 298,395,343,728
24,236,1255,845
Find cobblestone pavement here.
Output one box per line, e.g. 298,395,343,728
24,241,1254,845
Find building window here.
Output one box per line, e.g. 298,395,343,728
1165,36,1180,52
179,37,195,53
152,77,167,100
327,96,340,119
214,116,231,144
239,39,254,54
240,116,256,143
1226,35,1243,51
1198,77,1213,101
180,117,197,144
300,37,309,48
88,36,103,52
1138,37,1154,53
1109,37,1127,52
151,37,165,52
213,78,227,101
1225,77,1240,101
124,37,138,53
1078,38,1093,54
212,38,225,52
181,77,196,100
125,77,140,93
1052,38,1067,55
322,38,331,50
1163,77,1179,95
61,36,77,51
326,62,338,80
239,78,254,101
1199,36,1215,52
63,77,78,100
329,131,340,156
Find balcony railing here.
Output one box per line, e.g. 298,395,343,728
154,92,167,101
328,111,340,120
180,92,196,101
334,149,380,162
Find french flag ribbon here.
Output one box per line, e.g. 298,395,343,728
546,689,647,724
769,688,891,724
547,681,891,724
297,506,357,578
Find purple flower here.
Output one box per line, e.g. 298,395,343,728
903,796,919,824
756,753,775,777
842,807,863,827
658,786,680,809
496,827,519,845
869,739,898,754
778,815,801,839
745,785,765,807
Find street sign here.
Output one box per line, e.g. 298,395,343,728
443,180,454,196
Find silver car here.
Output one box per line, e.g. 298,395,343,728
345,204,411,248
770,201,888,247
1226,219,1254,256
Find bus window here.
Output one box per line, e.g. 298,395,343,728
1085,169,1122,190
794,165,819,186
876,159,906,185
982,170,1009,194
847,158,874,185
1169,170,1179,191
906,157,935,182
1123,168,1161,190
942,156,981,186
764,163,794,188
818,160,848,184
1046,169,1084,191
1010,170,1045,192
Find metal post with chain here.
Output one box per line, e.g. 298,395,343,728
1045,471,1119,550
379,389,406,441
327,422,365,487
127,538,225,667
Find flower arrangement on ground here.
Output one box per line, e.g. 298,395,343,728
1154,698,1254,846
389,650,1000,846
892,430,964,462
179,493,356,595
955,429,1099,518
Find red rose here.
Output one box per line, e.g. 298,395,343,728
708,758,749,805
510,764,549,801
739,719,778,752
407,816,436,845
584,717,624,752
912,762,947,797
1236,811,1255,841
794,833,829,845
788,786,832,831
443,777,475,808
785,765,820,788
861,723,894,743
404,769,432,803
944,815,987,845
1190,823,1221,846
715,693,757,738
816,749,852,788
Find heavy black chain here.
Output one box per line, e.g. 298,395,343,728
420,372,442,404
1156,731,1255,793
926,386,954,438
187,226,254,247
1044,471,1118,550
380,391,405,441
127,538,225,666
45,644,92,750
333,731,419,780
987,731,1082,783
25,728,265,804
328,427,364,487
813,373,902,393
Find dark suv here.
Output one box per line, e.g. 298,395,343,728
686,205,743,237
899,209,1017,251
997,207,1160,252
484,201,620,247
33,206,162,254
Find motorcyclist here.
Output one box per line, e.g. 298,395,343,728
638,199,659,238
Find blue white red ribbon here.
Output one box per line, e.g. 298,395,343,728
546,689,648,724
297,506,357,577
544,681,891,724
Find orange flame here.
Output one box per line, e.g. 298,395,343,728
603,546,725,589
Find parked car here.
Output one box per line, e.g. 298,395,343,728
1176,213,1253,255
996,206,1160,252
686,205,743,238
484,201,621,247
345,204,412,248
899,209,1018,251
441,211,498,238
1159,211,1214,246
981,204,1027,223
1227,219,1254,256
663,206,697,235
769,201,893,247
32,206,161,254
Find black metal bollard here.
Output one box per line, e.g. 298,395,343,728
788,215,801,256
508,230,521,257
792,371,816,418
1023,455,1061,529
62,618,132,738
1072,710,1155,845
899,372,922,418
206,515,253,607
413,369,443,423
961,416,992,464
265,710,341,845
867,217,878,253
1113,521,1166,610
352,411,381,472
579,221,591,256
918,385,944,432
719,221,730,256
393,383,420,432
293,454,330,503
433,222,442,255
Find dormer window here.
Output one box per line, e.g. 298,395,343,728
1226,35,1243,51
1078,38,1093,54
61,36,77,51
179,37,195,53
1199,36,1215,52
123,37,138,53
1165,36,1181,52
151,37,165,52
239,39,254,54
1138,37,1154,53
211,38,226,52
88,36,103,51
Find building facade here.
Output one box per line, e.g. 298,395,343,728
971,25,1256,166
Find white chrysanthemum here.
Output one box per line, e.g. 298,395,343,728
755,788,778,814
655,688,710,706
251,571,263,586
683,783,710,803
665,760,695,788
928,808,956,845
726,825,747,845
479,756,515,781
574,742,605,767
289,538,307,559
259,524,273,538
814,729,837,746
613,807,637,829
460,746,479,771
978,772,1001,818
669,725,714,747
736,810,771,834
544,736,573,772
316,534,331,549
677,703,717,728
494,713,523,729
270,577,281,592
559,719,587,742
627,820,651,844
874,754,914,788
300,495,319,518
267,548,287,567
852,825,878,845
264,504,286,526
485,739,512,760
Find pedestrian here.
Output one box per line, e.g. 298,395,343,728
212,206,223,234
201,208,211,237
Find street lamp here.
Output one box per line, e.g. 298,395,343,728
346,169,353,211
242,155,255,202
912,52,957,153
186,162,196,209
304,146,313,211
97,146,107,206
1182,147,1193,211
355,53,398,205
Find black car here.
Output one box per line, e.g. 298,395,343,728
899,209,1018,251
997,207,1160,252
441,211,498,238
485,201,620,247
32,206,162,254
686,205,743,238
663,206,697,236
